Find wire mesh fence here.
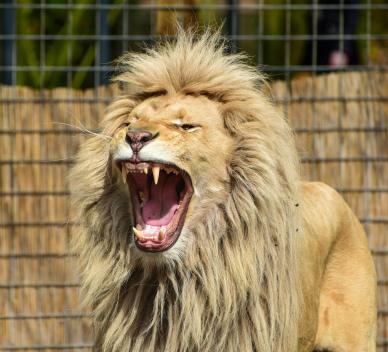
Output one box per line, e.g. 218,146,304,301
0,0,387,350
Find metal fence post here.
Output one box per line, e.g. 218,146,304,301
227,0,239,53
98,0,109,85
2,0,15,85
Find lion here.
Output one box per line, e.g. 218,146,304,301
69,30,377,352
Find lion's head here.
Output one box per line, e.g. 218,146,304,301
70,30,301,352
110,92,233,255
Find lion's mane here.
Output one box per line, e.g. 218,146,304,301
69,30,301,352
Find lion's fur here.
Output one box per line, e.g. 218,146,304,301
70,30,303,352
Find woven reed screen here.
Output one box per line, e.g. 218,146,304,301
0,72,387,350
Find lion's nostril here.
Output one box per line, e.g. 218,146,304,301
140,136,150,144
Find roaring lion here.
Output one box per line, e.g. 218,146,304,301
69,31,377,351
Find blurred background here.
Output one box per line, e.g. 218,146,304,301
0,0,387,350
1,0,388,87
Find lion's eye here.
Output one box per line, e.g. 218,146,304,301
179,124,198,131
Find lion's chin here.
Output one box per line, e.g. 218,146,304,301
118,160,193,252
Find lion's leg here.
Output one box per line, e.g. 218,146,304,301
314,274,376,352
314,216,377,352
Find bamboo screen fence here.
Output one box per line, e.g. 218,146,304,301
0,72,387,350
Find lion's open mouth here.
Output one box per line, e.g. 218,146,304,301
119,161,193,252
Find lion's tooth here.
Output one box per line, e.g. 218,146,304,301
158,227,166,241
152,166,160,185
121,164,127,184
144,167,148,174
133,227,144,240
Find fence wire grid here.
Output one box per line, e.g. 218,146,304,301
0,0,387,351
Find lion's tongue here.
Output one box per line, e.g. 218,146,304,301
141,173,180,228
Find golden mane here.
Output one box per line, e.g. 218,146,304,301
69,30,301,352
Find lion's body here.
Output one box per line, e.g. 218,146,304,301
69,30,376,351
297,182,376,351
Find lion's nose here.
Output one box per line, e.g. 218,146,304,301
126,130,158,152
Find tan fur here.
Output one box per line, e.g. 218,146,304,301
69,30,376,352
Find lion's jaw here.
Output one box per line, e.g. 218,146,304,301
110,94,233,256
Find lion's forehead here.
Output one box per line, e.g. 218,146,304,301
131,95,222,127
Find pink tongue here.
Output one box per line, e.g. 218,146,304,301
142,174,180,226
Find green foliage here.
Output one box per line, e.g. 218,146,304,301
14,0,129,88
356,0,388,64
6,0,388,88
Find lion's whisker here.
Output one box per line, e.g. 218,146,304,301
54,121,112,140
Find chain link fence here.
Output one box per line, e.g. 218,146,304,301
0,0,387,350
